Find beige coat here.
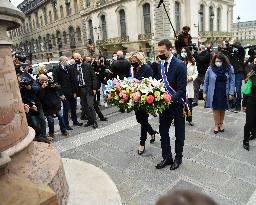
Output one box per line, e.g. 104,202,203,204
186,62,198,99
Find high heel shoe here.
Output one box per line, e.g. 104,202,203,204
243,141,250,151
219,123,224,132
213,124,219,134
150,131,159,143
138,145,145,155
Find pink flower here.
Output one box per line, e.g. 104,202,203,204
146,95,155,104
122,93,129,100
107,94,112,101
133,91,141,102
119,90,126,97
163,93,171,103
112,79,118,85
115,84,121,91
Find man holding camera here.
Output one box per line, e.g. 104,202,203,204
175,26,192,54
20,77,49,143
38,74,69,139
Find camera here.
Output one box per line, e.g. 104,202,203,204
19,78,33,87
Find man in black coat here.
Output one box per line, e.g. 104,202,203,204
72,53,98,129
175,26,192,54
110,50,131,80
156,39,187,171
38,74,69,138
193,45,210,106
53,56,82,130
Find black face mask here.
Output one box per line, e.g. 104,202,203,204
75,59,81,64
131,62,140,68
158,54,168,61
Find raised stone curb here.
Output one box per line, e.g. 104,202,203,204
63,158,122,205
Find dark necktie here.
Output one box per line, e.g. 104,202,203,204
164,62,168,73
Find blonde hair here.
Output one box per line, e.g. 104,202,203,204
38,63,46,74
129,52,146,65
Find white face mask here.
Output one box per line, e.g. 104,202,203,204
215,62,223,67
181,53,187,59
113,56,117,61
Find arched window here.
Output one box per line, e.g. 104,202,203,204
143,3,151,34
38,36,42,51
86,0,90,7
119,9,126,37
217,7,221,32
46,34,52,50
101,15,107,40
74,0,78,13
52,34,56,46
32,19,35,30
69,27,76,48
209,6,214,31
53,2,58,20
63,31,67,44
199,4,205,32
40,16,43,27
49,11,52,23
66,1,71,16
43,7,48,24
175,1,181,32
88,19,94,42
56,31,62,48
76,27,82,42
60,5,64,18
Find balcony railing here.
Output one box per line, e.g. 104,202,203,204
138,33,154,41
199,31,233,38
96,36,129,45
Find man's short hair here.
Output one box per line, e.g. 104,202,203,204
59,56,67,62
182,26,190,32
156,190,218,205
158,39,173,49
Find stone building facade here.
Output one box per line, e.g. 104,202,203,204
11,0,235,60
10,0,84,61
233,20,256,45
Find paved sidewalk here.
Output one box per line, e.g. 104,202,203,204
53,105,256,205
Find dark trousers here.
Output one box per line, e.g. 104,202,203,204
46,110,66,134
63,96,78,126
94,96,104,119
186,98,193,122
159,104,185,161
80,87,96,123
135,110,155,146
30,109,46,138
193,75,204,103
244,98,256,142
234,72,243,109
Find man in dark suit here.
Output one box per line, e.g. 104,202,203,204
72,53,98,129
53,56,82,130
155,39,187,170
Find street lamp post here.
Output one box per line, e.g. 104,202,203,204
210,11,215,46
237,16,241,42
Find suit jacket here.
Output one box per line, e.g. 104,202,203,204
71,63,97,94
134,64,153,80
53,64,76,97
111,58,131,80
157,56,187,105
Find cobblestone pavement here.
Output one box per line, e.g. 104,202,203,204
52,104,256,205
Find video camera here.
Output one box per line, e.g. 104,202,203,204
19,78,33,87
185,43,198,51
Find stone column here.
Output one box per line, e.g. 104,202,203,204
0,1,69,204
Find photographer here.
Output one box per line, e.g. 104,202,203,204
38,74,69,139
226,42,245,111
175,26,192,54
20,77,48,143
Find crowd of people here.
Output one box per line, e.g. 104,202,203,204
14,25,256,161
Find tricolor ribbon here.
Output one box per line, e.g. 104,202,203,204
160,60,191,117
129,65,134,78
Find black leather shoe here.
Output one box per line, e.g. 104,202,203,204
85,122,93,127
93,122,98,129
170,159,182,170
138,145,145,155
243,141,250,151
155,159,173,169
66,125,73,130
150,131,159,144
100,117,108,121
73,122,83,126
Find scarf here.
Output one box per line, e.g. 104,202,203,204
242,69,256,95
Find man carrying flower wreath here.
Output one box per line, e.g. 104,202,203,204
155,39,187,170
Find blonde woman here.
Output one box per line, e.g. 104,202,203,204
129,52,158,155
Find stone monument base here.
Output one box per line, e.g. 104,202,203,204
0,142,69,205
